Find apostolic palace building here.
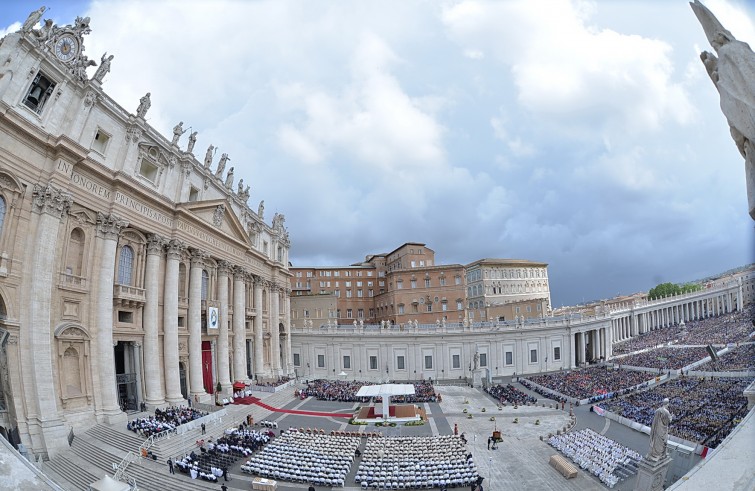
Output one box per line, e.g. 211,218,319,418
0,8,752,468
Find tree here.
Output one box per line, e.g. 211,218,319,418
648,282,701,300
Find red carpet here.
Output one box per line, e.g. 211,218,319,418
234,396,353,418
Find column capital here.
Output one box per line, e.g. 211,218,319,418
165,239,187,260
251,274,263,286
146,233,167,255
96,212,128,240
32,183,72,218
233,266,247,281
189,248,209,267
217,260,233,275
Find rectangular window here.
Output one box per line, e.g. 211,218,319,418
334,290,340,298
303,309,310,318
530,349,538,363
505,351,513,365
554,347,561,361
345,281,352,287
357,289,363,298
424,355,433,370
411,261,416,268
356,281,363,287
442,302,448,312
439,277,446,286
334,271,340,277
455,276,462,285
346,290,352,298
358,309,364,318
397,280,403,289
426,304,432,312
398,304,405,314
457,300,463,311
293,353,300,366
411,279,417,288
92,129,111,155
397,356,405,370
317,354,325,368
368,289,374,297
347,309,353,318
369,356,378,370
526,306,532,312
515,306,521,313
425,278,431,287
412,304,419,313
118,311,133,323
452,354,460,369
343,355,351,369
480,353,487,367
307,272,313,278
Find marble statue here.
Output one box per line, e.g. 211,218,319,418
241,185,250,202
647,398,672,461
187,131,198,153
215,153,229,177
473,352,480,371
224,167,234,188
171,122,185,146
22,6,46,32
204,145,214,168
237,179,244,195
257,200,265,219
691,0,755,219
73,54,96,82
33,19,53,44
136,92,151,118
92,53,113,83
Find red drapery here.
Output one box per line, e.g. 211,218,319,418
201,341,213,393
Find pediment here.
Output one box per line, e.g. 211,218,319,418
178,199,250,246
68,207,96,226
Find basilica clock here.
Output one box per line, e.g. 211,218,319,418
54,34,79,62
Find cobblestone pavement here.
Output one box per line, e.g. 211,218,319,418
221,381,624,491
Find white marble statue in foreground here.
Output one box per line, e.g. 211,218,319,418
691,0,755,220
647,398,672,461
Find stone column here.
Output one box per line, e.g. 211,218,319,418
95,212,128,422
271,284,281,375
217,261,232,391
284,289,293,376
188,249,207,397
25,184,72,457
133,342,143,406
163,239,185,403
143,234,166,407
232,268,247,382
253,276,264,378
570,332,576,368
578,332,586,366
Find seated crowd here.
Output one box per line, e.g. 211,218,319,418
355,435,479,489
702,344,755,372
616,347,710,370
484,383,536,406
549,428,642,488
299,380,439,403
597,377,752,447
241,430,360,486
174,424,273,481
127,406,207,437
611,307,753,356
524,367,653,401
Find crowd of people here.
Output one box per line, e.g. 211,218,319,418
127,406,207,438
597,377,752,448
484,383,537,406
611,307,753,356
524,367,653,401
616,347,710,370
702,344,755,372
548,428,641,488
298,379,439,403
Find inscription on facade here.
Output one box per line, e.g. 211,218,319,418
57,160,112,200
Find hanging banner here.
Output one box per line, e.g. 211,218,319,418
208,306,219,329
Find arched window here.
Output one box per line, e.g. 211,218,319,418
66,228,85,276
201,270,209,300
0,196,5,236
117,245,134,285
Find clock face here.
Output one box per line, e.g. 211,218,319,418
54,35,79,62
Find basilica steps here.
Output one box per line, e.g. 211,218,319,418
86,423,145,454
43,455,99,491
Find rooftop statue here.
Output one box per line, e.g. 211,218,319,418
646,398,672,461
171,121,185,146
691,0,755,219
215,153,229,177
92,52,113,84
187,131,198,153
136,92,151,119
22,6,46,33
204,145,214,168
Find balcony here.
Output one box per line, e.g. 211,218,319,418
59,272,88,292
113,284,146,308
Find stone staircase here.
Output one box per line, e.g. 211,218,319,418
40,389,301,491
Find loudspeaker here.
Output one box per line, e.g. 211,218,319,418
706,345,719,362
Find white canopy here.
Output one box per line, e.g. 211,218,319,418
356,384,415,398
88,475,130,491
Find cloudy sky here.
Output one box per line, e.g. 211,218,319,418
2,0,754,307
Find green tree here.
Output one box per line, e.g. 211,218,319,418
648,282,700,300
